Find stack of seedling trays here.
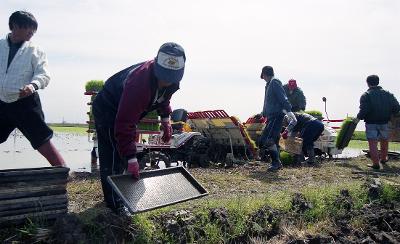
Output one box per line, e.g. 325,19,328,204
0,166,69,226
138,111,160,132
336,118,357,150
84,80,104,134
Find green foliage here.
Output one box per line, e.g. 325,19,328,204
351,131,366,141
50,126,88,135
381,184,400,204
304,110,323,120
85,80,104,92
280,151,295,166
264,191,293,211
302,183,368,222
336,117,355,149
138,111,160,131
132,214,155,243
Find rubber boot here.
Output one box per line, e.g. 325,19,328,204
37,140,66,167
306,149,316,164
380,139,389,164
267,144,282,171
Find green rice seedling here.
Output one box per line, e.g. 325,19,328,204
280,151,295,166
85,80,104,92
336,117,356,149
304,110,323,120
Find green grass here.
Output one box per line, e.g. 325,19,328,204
126,181,390,243
352,131,366,141
50,126,88,135
348,140,400,151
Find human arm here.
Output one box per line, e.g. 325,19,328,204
356,93,369,120
30,47,50,90
271,79,292,113
391,93,400,115
114,68,151,161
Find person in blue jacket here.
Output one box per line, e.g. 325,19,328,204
258,66,296,171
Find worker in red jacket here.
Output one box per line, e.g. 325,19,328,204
92,42,186,212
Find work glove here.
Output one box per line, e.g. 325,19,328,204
281,130,288,139
353,118,360,124
125,157,140,179
286,112,297,123
161,118,172,143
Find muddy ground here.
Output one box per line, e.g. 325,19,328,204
1,155,400,243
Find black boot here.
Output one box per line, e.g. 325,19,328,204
267,144,282,171
306,149,316,164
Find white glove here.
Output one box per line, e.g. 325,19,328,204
287,112,297,124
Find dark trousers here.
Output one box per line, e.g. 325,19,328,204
259,113,284,148
259,113,284,163
0,93,53,149
300,120,324,155
95,123,125,211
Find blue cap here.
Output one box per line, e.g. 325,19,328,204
154,42,186,84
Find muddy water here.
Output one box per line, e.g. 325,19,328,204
0,131,94,172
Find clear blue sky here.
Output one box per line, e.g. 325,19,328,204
1,0,399,124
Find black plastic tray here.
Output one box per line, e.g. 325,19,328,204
107,166,208,214
0,166,69,183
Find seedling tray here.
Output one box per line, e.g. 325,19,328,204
107,166,208,214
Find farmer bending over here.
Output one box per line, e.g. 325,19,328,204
92,42,186,212
282,112,324,164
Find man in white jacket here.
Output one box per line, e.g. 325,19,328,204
0,11,65,167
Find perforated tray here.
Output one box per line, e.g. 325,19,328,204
107,166,208,214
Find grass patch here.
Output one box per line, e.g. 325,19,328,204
301,182,367,222
125,181,382,243
50,126,88,135
352,131,366,141
348,140,400,151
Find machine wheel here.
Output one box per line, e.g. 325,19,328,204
140,151,171,169
186,135,210,168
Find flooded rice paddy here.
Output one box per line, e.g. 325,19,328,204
0,131,366,172
0,131,94,172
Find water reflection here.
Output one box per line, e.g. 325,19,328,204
0,131,94,172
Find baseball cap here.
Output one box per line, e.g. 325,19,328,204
154,42,186,84
260,66,274,79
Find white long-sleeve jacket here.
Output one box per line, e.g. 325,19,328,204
0,36,50,103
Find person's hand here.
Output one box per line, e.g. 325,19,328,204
281,129,289,139
19,84,35,98
126,158,139,179
161,118,172,143
353,118,360,124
